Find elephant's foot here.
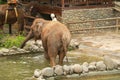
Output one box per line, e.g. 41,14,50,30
50,57,56,67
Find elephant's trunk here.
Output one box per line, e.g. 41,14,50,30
20,30,34,48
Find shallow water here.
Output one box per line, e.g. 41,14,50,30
0,53,49,80
0,53,120,80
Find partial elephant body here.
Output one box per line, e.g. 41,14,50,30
21,18,71,67
41,21,71,66
0,4,24,34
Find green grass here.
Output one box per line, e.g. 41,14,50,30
0,34,25,48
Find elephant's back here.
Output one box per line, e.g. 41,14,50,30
42,21,71,41
44,21,69,32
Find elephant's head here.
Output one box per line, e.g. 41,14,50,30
30,18,48,41
20,18,48,48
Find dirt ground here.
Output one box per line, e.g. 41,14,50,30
68,31,120,64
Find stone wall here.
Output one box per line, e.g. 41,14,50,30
62,8,115,22
59,8,120,32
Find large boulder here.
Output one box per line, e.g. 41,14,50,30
72,64,83,74
63,65,71,75
23,40,44,52
88,62,96,71
41,67,54,77
54,65,64,76
104,56,118,70
96,61,106,71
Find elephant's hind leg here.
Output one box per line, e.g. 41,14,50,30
58,50,65,65
47,48,57,67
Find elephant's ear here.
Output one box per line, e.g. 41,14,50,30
38,22,43,27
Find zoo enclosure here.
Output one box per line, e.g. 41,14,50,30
21,0,115,16
67,17,120,33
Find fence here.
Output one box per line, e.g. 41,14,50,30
67,17,120,34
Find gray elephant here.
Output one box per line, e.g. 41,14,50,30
20,18,71,67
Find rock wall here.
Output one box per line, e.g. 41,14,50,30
58,8,120,31
62,8,115,22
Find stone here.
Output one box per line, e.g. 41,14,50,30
88,65,96,71
96,61,106,71
82,65,89,73
104,56,117,70
82,62,89,67
89,62,96,66
69,65,74,74
41,67,54,77
34,69,41,78
0,48,9,53
37,76,45,80
69,39,80,49
17,48,26,53
11,46,18,50
63,65,70,75
54,65,64,76
72,64,82,74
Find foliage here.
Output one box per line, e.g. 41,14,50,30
0,34,25,48
0,0,7,4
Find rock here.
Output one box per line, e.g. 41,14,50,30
0,48,9,53
104,56,118,70
88,62,96,71
69,39,80,49
34,69,41,78
72,64,82,74
82,65,89,73
0,50,4,55
82,62,89,67
41,67,54,77
96,61,106,71
37,76,45,80
17,48,26,53
89,62,96,66
54,65,64,76
36,40,42,46
9,49,16,53
63,65,70,75
11,46,18,50
88,65,96,71
69,65,74,74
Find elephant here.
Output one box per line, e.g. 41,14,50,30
0,1,35,34
20,18,71,67
0,3,25,34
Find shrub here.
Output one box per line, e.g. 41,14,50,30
0,34,25,48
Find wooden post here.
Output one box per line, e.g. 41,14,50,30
116,18,119,33
61,0,64,9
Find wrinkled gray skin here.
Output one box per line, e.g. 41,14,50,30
20,18,71,67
